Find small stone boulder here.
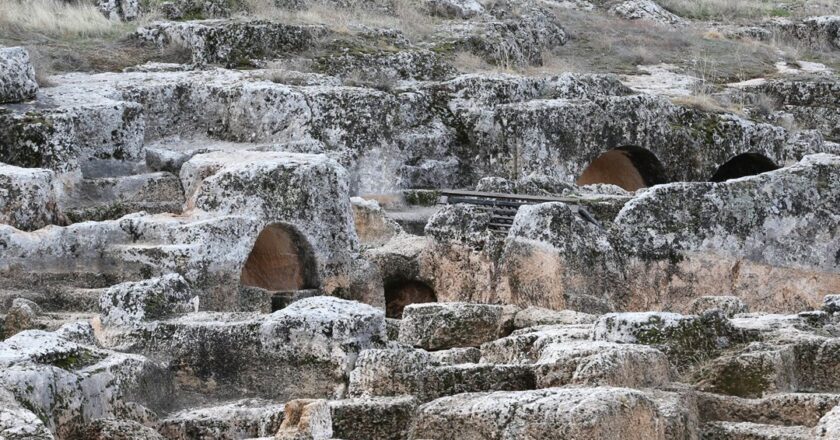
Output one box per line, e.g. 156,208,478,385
350,197,402,248
398,303,507,350
824,295,840,314
0,47,38,104
3,298,41,339
97,0,140,21
99,274,195,327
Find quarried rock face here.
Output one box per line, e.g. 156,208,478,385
419,154,840,314
0,47,38,104
181,150,371,300
99,274,195,327
0,329,172,438
410,387,666,439
114,297,385,401
501,202,623,313
615,154,840,312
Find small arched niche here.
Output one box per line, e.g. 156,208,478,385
576,146,668,191
709,153,780,182
385,279,437,319
240,224,320,291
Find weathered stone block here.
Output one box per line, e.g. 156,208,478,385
0,164,59,231
398,303,506,350
0,47,37,104
329,396,417,440
410,387,666,439
99,274,195,327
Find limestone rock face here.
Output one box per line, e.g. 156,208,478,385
0,164,61,231
99,274,195,327
593,312,751,365
410,387,666,439
688,296,749,318
615,154,840,271
608,0,686,26
534,341,672,388
180,150,375,301
0,387,53,440
136,20,328,66
328,396,417,440
79,419,165,440
157,398,285,439
0,97,144,174
398,303,507,350
121,297,386,401
424,204,493,249
502,202,623,313
769,16,840,50
444,7,567,67
348,347,431,397
825,295,840,314
0,329,172,438
512,307,597,329
607,154,840,313
479,324,593,364
315,49,456,82
275,399,332,440
815,403,840,438
98,0,140,21
0,47,38,104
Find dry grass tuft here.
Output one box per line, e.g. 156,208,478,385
671,94,742,114
658,0,840,21
0,0,125,39
240,0,440,40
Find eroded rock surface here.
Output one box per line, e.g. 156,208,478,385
2,1,840,437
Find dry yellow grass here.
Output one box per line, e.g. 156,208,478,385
0,0,126,38
241,0,440,40
658,0,840,20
